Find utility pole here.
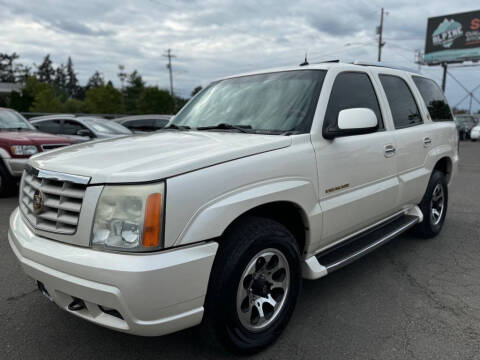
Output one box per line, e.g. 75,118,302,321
163,49,175,96
441,63,448,92
377,8,386,62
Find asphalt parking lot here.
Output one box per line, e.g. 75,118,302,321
1,141,479,360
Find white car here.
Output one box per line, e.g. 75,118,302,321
470,125,480,141
9,61,458,353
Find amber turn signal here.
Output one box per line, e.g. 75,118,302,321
142,193,162,247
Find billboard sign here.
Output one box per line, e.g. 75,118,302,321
424,10,480,64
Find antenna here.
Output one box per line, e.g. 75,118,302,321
299,52,309,66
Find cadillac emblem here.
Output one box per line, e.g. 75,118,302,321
32,189,45,214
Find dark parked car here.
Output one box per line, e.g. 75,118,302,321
113,114,172,132
31,115,132,142
455,115,478,140
0,108,74,196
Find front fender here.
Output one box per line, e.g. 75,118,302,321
173,178,321,247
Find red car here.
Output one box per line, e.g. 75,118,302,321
0,107,74,196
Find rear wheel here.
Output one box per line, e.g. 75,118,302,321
203,217,302,354
413,170,448,238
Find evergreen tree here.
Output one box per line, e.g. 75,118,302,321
0,53,19,82
53,64,67,96
86,71,105,89
84,83,124,114
35,54,55,84
124,70,145,114
65,57,79,98
137,87,174,114
117,64,127,89
191,86,203,97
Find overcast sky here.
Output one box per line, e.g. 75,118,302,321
0,0,479,110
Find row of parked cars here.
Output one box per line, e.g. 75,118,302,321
0,107,171,195
455,114,480,141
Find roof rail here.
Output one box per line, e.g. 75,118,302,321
351,60,420,74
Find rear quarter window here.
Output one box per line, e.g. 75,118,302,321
412,76,453,122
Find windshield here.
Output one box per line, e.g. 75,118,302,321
172,70,326,133
83,118,132,134
0,109,34,130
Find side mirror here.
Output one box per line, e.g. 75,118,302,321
76,129,92,138
323,108,378,139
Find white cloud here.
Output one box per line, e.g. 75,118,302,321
0,0,478,108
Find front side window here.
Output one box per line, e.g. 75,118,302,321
324,71,384,132
172,70,326,133
380,75,422,129
412,76,453,122
63,120,87,135
35,119,61,133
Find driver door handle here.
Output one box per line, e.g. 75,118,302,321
384,144,396,158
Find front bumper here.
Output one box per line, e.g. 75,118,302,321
470,131,480,140
8,208,218,336
3,158,28,177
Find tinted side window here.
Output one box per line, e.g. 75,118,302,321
124,119,153,131
324,72,384,131
380,75,422,129
412,76,453,122
154,119,169,129
35,119,61,134
63,120,88,135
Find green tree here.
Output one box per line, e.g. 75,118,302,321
35,54,55,84
53,64,68,99
124,70,145,114
137,87,175,114
0,52,19,82
65,57,80,98
84,84,124,114
30,87,62,112
86,71,105,89
62,98,86,113
191,86,202,97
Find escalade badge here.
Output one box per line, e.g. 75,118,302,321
32,189,45,214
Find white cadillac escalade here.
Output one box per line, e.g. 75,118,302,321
9,61,458,353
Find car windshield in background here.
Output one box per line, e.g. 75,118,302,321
0,109,34,130
172,70,326,133
83,118,131,134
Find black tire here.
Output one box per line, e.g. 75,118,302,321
0,161,16,197
412,170,448,238
203,217,302,354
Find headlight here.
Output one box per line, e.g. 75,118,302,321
91,182,165,252
10,145,38,156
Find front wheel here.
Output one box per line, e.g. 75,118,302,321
413,170,448,238
203,217,302,354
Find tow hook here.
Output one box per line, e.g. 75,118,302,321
68,297,86,311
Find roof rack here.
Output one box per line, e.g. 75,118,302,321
351,60,420,74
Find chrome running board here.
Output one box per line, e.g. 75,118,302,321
302,207,421,279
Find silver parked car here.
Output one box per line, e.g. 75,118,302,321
113,114,172,133
31,115,132,142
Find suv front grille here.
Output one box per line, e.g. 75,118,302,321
19,168,88,234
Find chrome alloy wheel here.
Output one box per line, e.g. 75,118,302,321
430,183,445,226
236,248,290,332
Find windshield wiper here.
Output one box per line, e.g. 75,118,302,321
163,124,191,130
196,123,254,133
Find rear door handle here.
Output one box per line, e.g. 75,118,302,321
384,144,396,158
423,137,432,147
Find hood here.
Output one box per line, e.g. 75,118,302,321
30,131,291,183
0,130,72,144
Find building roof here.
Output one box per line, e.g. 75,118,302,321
0,82,23,95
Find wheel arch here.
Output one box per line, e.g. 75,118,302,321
433,156,453,183
221,201,309,255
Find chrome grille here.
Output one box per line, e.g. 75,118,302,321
19,167,88,234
